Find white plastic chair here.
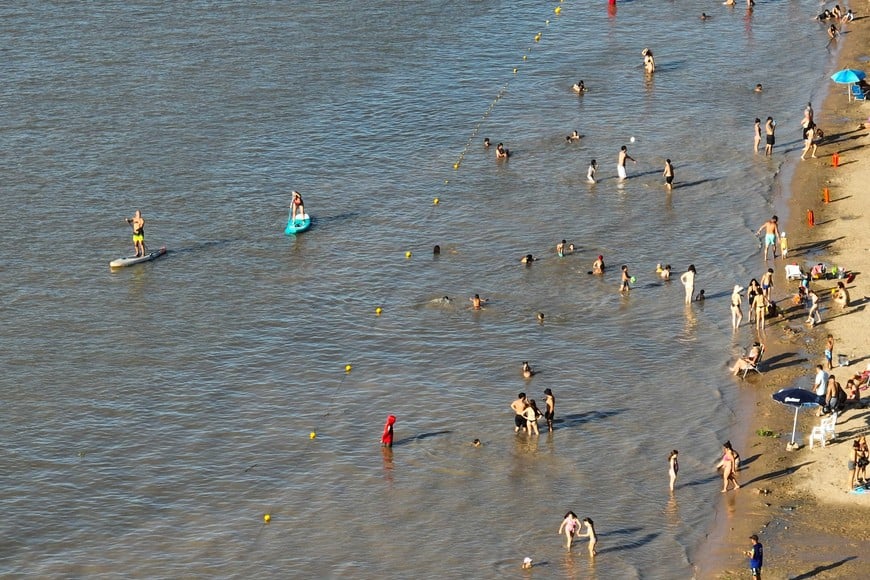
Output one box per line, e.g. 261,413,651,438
785,264,804,281
809,412,838,448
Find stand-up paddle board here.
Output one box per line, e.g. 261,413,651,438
109,247,167,269
284,212,311,235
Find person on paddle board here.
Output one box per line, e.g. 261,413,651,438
291,190,305,221
125,210,145,257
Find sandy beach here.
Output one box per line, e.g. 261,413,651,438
696,12,870,580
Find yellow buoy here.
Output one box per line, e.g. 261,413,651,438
345,364,352,373
513,68,518,74
433,197,439,205
264,514,271,523
405,251,412,258
554,6,561,14
453,163,459,170
375,307,382,315
309,431,317,439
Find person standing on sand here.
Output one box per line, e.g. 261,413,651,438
680,265,696,305
848,439,860,490
543,388,555,432
825,334,835,371
760,268,774,299
755,215,780,261
557,512,581,549
752,290,768,331
753,118,762,152
668,450,679,491
806,288,822,326
663,158,675,189
764,117,776,156
716,441,740,492
731,285,744,330
746,534,763,580
801,124,819,160
617,146,636,181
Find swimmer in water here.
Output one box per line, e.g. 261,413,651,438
536,312,545,324
483,137,491,148
472,438,482,447
522,361,535,378
700,12,710,20
521,254,536,265
496,143,510,159
470,294,488,310
566,130,580,143
572,80,586,93
642,48,655,73
754,84,763,92
661,264,671,281
556,240,566,257
587,159,597,184
568,243,575,253
579,518,598,556
592,255,605,274
695,289,706,302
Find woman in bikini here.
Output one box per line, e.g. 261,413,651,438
668,450,679,491
557,512,581,549
716,441,740,492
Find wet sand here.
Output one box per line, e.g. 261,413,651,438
694,14,870,579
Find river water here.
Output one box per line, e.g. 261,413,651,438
0,1,839,577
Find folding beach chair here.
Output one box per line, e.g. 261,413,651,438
851,84,868,101
741,344,765,379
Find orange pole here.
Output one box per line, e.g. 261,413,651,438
823,187,830,203
832,152,839,167
807,209,815,227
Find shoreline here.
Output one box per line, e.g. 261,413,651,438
694,13,870,579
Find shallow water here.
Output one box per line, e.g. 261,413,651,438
0,1,841,576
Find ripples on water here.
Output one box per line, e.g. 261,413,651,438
0,1,836,576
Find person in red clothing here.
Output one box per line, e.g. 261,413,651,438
381,415,396,447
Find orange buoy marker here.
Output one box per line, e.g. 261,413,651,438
823,187,830,203
807,209,815,227
831,152,839,167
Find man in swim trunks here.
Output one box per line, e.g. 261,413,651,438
617,146,636,181
126,210,145,257
755,215,780,261
663,159,674,190
511,393,528,433
543,388,555,432
764,117,775,156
